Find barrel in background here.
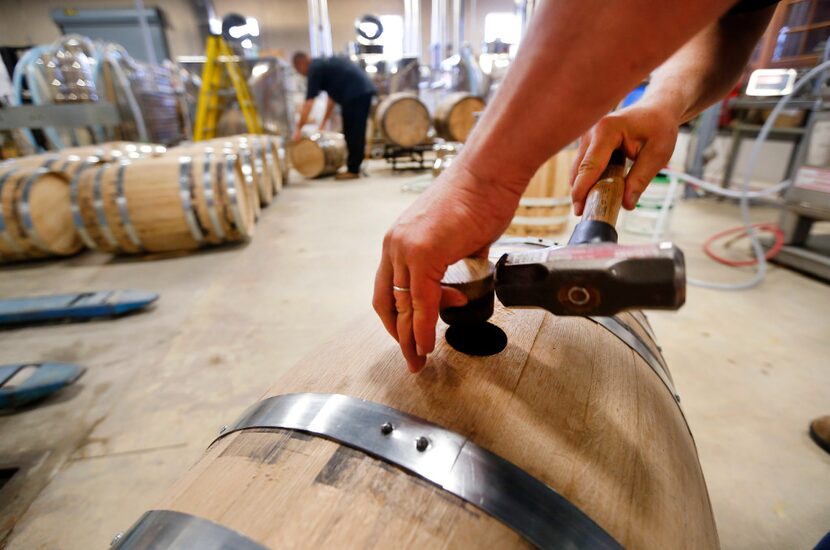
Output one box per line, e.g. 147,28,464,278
289,132,347,178
0,167,83,262
434,92,485,143
506,148,576,237
376,92,431,148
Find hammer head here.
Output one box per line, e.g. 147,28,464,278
495,242,685,316
439,258,495,325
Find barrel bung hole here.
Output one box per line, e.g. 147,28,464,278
445,322,507,356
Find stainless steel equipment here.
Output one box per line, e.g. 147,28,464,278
773,109,830,280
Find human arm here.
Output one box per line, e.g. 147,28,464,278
374,0,743,373
570,6,777,213
319,97,335,131
293,99,314,141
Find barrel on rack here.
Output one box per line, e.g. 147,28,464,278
376,92,431,148
434,92,485,142
507,148,577,237
0,166,83,262
69,154,254,255
117,240,718,550
289,132,347,178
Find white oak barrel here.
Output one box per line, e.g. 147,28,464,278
0,166,82,262
289,132,347,179
434,92,485,143
507,148,577,237
119,240,718,549
69,156,223,254
376,93,431,148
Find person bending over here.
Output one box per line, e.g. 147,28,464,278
292,52,376,180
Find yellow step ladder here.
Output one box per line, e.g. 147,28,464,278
193,35,263,141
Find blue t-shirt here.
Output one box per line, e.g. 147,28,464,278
306,56,376,105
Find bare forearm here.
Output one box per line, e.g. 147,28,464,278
462,0,738,194
297,99,314,129
642,6,776,123
321,98,335,127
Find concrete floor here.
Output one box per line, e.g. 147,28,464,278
0,162,828,549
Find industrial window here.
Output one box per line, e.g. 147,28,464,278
754,0,830,68
483,12,521,45
379,15,404,60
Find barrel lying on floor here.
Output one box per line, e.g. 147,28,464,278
117,296,719,549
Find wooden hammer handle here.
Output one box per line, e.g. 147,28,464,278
581,150,627,227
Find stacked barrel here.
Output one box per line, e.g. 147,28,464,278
0,135,286,262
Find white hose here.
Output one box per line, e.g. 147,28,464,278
664,60,830,290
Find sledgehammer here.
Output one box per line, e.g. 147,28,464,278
440,149,685,329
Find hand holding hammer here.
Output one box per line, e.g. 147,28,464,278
441,149,685,330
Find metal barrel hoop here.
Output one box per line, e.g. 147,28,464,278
201,148,226,241
251,138,268,197
262,136,279,193
0,169,24,255
69,161,100,250
591,315,684,414
114,162,143,250
18,169,52,252
92,164,120,249
220,153,248,239
238,148,258,205
212,393,623,550
177,156,207,245
39,156,59,170
113,510,266,550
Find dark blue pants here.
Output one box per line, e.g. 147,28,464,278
341,93,373,174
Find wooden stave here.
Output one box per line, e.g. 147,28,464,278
146,270,718,548
0,167,81,261
289,132,347,178
507,149,576,237
376,93,431,148
433,92,485,142
114,157,207,253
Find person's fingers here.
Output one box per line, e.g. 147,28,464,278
409,274,441,363
622,140,673,210
391,261,425,373
571,123,622,216
372,252,398,340
569,135,590,188
439,286,468,310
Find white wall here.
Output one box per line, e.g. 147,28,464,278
0,0,516,61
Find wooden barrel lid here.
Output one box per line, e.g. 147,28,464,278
378,93,431,148
290,138,326,178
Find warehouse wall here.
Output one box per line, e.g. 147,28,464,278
0,0,200,59
0,0,514,61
